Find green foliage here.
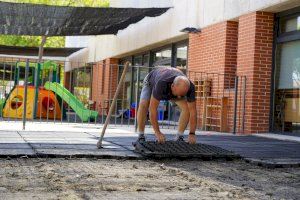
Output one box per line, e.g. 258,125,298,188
0,35,65,48
0,0,109,48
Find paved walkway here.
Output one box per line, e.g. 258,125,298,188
0,121,300,167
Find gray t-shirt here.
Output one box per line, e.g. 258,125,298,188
147,67,195,102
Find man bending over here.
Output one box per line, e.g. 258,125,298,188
137,67,197,144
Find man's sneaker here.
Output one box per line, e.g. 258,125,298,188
137,134,146,143
175,135,184,142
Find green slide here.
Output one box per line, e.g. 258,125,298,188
44,82,98,122
0,98,5,117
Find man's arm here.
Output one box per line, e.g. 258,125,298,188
187,101,197,144
149,96,166,143
187,101,197,133
149,96,160,133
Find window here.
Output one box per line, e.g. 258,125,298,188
276,40,300,89
132,54,151,103
153,48,172,67
175,44,188,69
273,10,300,133
119,57,133,109
143,54,149,67
73,66,92,107
281,15,300,33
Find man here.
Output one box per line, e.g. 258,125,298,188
137,67,197,144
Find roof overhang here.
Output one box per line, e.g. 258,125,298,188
0,45,82,57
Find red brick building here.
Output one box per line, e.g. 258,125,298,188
66,0,300,135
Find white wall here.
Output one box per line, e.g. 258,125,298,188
199,0,300,27
66,0,300,64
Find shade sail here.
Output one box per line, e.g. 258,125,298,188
0,1,169,36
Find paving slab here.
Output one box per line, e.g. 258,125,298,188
30,143,124,150
0,149,36,156
34,148,141,159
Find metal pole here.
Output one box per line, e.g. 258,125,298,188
38,36,47,62
233,76,239,134
22,60,29,130
97,62,130,148
241,77,247,133
33,36,47,119
134,66,140,132
33,62,41,119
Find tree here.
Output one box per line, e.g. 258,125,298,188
0,0,109,48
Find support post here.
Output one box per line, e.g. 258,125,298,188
33,36,47,119
233,76,239,134
38,36,47,62
97,62,130,148
134,66,141,132
22,60,29,130
241,77,246,133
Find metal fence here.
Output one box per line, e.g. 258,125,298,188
0,57,246,134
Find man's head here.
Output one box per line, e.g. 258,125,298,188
171,76,190,97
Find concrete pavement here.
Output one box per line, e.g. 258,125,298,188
0,121,300,167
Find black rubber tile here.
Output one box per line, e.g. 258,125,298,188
133,141,240,159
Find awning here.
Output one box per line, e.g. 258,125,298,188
0,45,82,57
0,1,169,36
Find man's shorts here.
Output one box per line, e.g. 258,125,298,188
140,73,152,101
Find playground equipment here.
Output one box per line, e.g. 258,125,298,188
1,60,97,122
2,86,62,119
44,82,98,122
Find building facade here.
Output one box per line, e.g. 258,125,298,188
66,0,300,134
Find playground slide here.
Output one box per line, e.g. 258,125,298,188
44,82,98,122
0,99,5,117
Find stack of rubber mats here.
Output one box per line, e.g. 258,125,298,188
133,141,240,159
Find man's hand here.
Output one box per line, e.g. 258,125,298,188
188,133,197,144
155,131,166,144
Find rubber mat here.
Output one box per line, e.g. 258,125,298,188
133,141,240,159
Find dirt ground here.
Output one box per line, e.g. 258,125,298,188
0,158,299,200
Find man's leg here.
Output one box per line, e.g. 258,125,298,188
136,82,151,141
174,100,190,141
137,99,150,134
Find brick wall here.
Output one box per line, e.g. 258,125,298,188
237,11,274,133
188,12,274,134
188,21,238,77
188,21,239,132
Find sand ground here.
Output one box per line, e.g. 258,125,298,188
0,158,299,200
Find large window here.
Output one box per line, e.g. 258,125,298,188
274,10,300,133
276,41,300,89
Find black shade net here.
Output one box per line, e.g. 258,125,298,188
0,1,169,36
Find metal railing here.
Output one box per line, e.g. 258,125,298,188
0,57,246,134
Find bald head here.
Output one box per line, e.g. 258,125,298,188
171,76,190,97
173,76,190,88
